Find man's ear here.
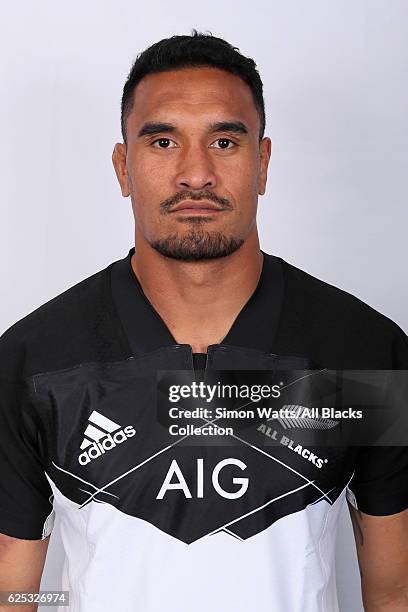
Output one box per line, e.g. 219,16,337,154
112,143,130,197
258,137,272,196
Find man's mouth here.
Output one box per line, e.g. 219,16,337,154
170,200,225,214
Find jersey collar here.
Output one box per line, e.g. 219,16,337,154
110,247,284,357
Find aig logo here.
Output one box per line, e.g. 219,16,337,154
156,458,249,500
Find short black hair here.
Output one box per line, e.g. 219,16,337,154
121,30,265,145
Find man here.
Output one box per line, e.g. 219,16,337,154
0,31,407,612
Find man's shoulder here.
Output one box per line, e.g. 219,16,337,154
276,256,408,366
279,255,398,324
0,262,127,379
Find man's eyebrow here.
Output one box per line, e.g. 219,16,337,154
137,122,176,137
137,120,249,138
209,121,249,135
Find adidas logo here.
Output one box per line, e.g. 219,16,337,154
78,410,136,465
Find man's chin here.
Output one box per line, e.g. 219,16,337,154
149,231,244,262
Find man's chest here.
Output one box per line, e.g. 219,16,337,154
33,347,358,544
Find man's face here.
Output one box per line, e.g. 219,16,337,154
112,66,271,261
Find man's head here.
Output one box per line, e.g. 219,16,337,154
112,31,271,262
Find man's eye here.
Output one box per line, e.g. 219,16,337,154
151,138,177,148
210,138,235,149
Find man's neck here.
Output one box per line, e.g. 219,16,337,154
131,233,264,353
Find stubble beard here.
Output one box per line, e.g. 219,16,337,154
149,218,244,262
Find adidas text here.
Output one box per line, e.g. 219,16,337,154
78,426,136,465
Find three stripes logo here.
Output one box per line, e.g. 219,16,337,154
78,410,136,465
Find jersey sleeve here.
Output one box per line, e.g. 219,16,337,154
0,364,55,540
346,446,408,515
347,321,408,515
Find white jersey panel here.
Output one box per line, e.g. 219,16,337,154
46,474,345,612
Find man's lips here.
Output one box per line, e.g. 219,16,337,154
170,200,225,213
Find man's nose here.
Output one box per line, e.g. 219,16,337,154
174,146,217,190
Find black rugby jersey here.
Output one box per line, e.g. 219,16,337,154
0,247,407,612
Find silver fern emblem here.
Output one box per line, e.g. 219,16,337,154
276,405,339,430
